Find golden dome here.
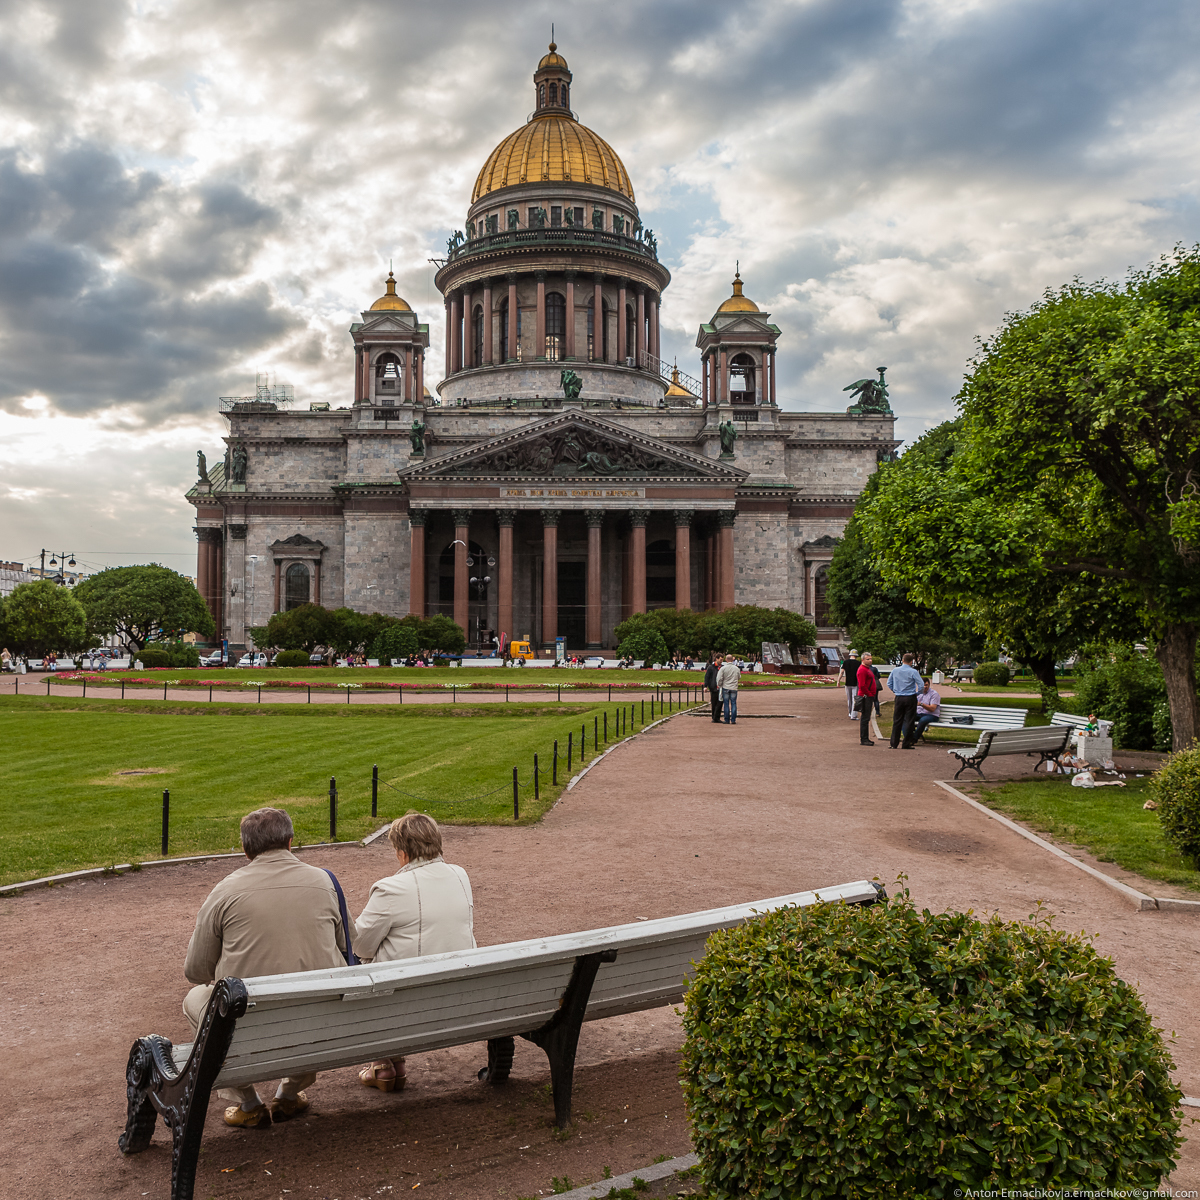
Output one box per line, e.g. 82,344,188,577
472,114,634,203
664,364,694,398
538,41,568,69
369,271,412,312
717,270,759,314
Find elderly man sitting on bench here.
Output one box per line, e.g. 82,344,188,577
182,807,355,1128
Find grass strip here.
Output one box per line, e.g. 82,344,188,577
0,698,656,885
966,775,1200,893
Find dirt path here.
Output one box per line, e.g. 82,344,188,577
2,688,1197,1199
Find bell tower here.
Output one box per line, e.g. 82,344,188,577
534,41,572,112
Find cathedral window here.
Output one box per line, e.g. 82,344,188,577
551,206,562,227
814,565,831,626
574,206,584,227
625,304,635,362
587,297,608,362
539,83,546,108
561,83,568,108
545,291,566,362
549,82,558,105
471,305,484,367
285,563,310,611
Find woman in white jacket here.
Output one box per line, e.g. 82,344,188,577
354,812,475,1093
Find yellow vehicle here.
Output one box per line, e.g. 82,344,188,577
508,640,534,661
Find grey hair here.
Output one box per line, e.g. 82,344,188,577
240,807,294,859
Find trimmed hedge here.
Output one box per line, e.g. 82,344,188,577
274,649,310,668
973,661,1010,686
136,647,170,668
1151,748,1200,867
681,893,1182,1198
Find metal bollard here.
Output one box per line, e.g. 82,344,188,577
307,685,311,704
257,685,261,704
581,722,586,759
567,732,573,772
506,684,509,702
513,767,519,820
210,685,214,702
641,698,644,724
82,679,86,699
553,739,558,784
534,753,539,800
346,685,351,705
121,680,125,699
161,790,170,857
594,715,597,750
372,764,378,818
604,711,608,742
329,777,337,840
453,685,456,703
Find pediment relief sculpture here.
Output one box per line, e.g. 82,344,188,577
460,428,698,477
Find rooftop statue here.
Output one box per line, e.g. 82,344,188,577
844,366,892,415
718,419,738,457
508,209,519,230
196,450,209,482
230,442,248,484
644,229,657,256
560,369,583,401
410,420,426,455
592,206,604,230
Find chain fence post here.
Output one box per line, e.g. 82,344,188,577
329,776,337,840
534,753,539,800
161,789,169,856
372,764,378,818
513,766,519,820
553,739,558,784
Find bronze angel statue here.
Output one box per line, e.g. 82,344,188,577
844,367,892,414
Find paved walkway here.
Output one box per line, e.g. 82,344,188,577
1,687,1196,1199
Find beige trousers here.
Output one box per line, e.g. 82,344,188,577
184,984,317,1109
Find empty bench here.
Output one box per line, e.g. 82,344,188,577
1050,711,1090,730
119,879,884,1200
918,703,1028,742
948,725,1073,779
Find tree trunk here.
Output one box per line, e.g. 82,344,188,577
1027,653,1058,693
1155,623,1199,751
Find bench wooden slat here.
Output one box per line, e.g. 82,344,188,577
947,725,1072,779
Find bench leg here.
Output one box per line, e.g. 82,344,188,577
118,978,248,1200
953,757,985,780
478,1036,515,1084
521,949,617,1129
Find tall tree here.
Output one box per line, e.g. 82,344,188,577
1,580,89,659
74,564,215,652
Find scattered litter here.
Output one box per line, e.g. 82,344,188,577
1071,770,1125,789
1144,799,1159,810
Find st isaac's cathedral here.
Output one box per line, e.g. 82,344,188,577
188,43,898,653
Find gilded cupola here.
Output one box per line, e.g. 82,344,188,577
368,270,413,312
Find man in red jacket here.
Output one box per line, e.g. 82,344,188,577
856,652,878,746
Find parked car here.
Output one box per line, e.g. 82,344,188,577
309,652,326,664
236,652,269,668
199,650,228,667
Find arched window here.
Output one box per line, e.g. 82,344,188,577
539,83,546,107
729,352,757,405
471,305,484,367
561,83,568,108
814,565,831,626
549,82,558,105
625,305,635,363
587,297,608,362
285,563,310,611
498,297,508,361
375,352,401,404
545,291,566,361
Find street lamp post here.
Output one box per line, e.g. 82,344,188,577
40,549,76,584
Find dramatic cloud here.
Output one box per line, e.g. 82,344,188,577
1,0,1198,570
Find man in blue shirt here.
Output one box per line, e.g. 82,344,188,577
887,654,924,749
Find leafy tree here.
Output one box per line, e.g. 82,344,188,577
419,614,466,655
371,621,420,662
74,564,214,652
699,605,817,659
614,609,701,658
617,625,669,666
265,604,333,653
1,580,89,659
324,608,373,657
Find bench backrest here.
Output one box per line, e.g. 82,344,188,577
1050,711,1089,728
986,726,1072,752
939,704,1028,731
181,880,880,1089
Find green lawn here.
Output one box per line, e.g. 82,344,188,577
0,693,663,885
967,775,1200,894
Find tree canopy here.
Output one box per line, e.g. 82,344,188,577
0,580,89,659
74,564,214,652
613,605,817,661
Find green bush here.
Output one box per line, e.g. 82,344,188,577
1151,748,1200,867
136,647,170,668
274,649,310,668
418,614,466,656
370,621,419,663
167,643,200,668
681,893,1183,1198
1152,701,1173,754
1073,645,1166,750
617,626,669,666
972,660,1010,686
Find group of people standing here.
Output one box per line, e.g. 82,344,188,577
837,650,942,748
704,653,742,724
183,807,474,1127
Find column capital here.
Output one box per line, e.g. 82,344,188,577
717,509,738,528
584,509,605,528
451,509,472,528
541,508,562,528
564,269,577,280
195,527,224,544
408,509,428,528
617,276,629,289
535,269,547,281
506,271,519,284
674,509,694,528
593,272,605,283
628,509,651,527
228,523,248,540
478,275,492,290
636,282,646,295
496,508,517,527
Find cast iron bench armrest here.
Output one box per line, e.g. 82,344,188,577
947,725,1073,779
119,879,885,1200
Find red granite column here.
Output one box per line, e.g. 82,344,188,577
719,511,736,611
593,274,604,362
450,293,462,374
617,279,628,362
585,510,603,648
636,287,645,367
273,559,282,613
313,558,321,607
415,350,424,403
705,531,714,610
769,350,777,406
630,509,648,614
444,300,451,379
565,273,576,359
497,510,515,644
404,346,413,402
482,278,493,365
675,510,692,610
409,510,426,618
507,274,518,361
195,529,209,618
542,510,560,648
719,346,728,403
536,272,546,360
453,509,470,635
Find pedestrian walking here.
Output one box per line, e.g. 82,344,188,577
856,653,878,745
716,654,741,725
837,649,861,720
887,653,924,749
704,655,722,724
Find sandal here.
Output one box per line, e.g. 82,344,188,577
359,1060,406,1093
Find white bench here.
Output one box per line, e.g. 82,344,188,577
1050,711,1090,729
918,703,1029,741
947,725,1073,779
119,880,883,1200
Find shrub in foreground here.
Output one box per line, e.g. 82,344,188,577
972,660,1010,686
273,649,310,668
1151,748,1200,867
1072,645,1167,750
681,892,1182,1198
617,626,669,666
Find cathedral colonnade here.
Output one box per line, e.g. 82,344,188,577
405,505,735,651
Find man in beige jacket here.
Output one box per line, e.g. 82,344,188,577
183,806,354,1127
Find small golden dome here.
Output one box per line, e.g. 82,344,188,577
716,270,760,314
538,41,568,70
472,114,634,202
369,271,412,312
664,364,694,398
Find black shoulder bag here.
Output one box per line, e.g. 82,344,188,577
322,868,360,965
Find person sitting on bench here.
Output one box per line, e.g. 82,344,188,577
353,813,476,1095
914,678,942,739
182,807,356,1128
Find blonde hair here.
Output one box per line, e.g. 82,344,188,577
387,811,443,861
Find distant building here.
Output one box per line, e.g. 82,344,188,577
1,564,34,598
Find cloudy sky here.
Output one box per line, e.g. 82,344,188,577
2,0,1198,576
